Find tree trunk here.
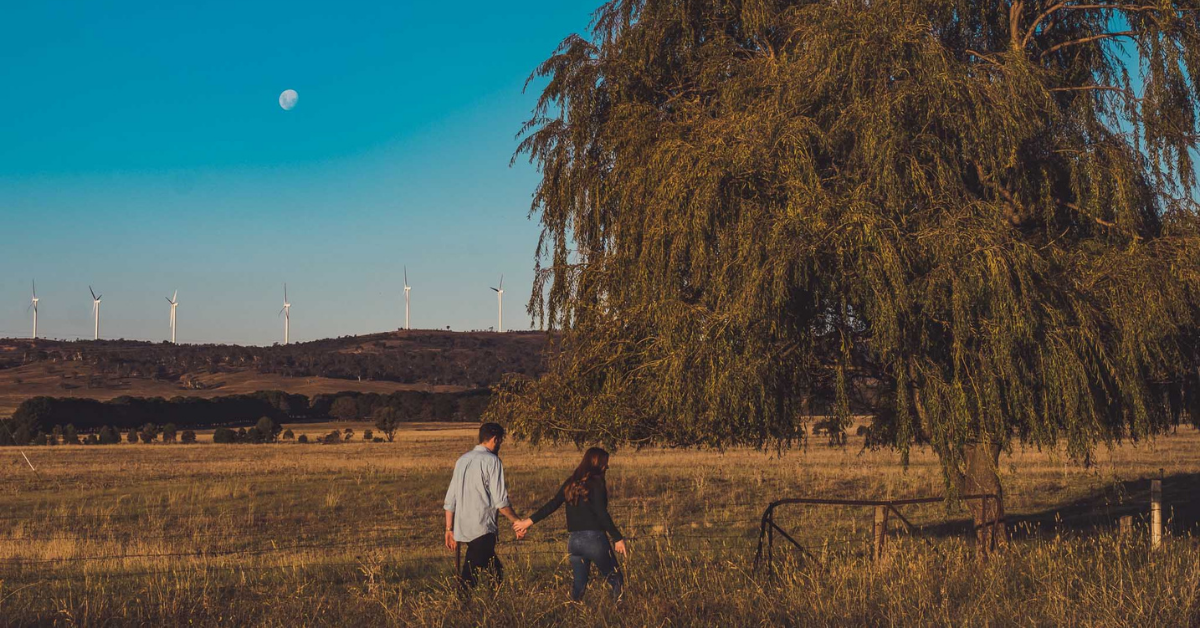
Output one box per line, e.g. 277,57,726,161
959,442,1007,555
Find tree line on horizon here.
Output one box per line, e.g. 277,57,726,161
0,388,489,446
0,330,549,388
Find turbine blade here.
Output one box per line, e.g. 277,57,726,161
499,275,504,289
404,266,408,286
89,286,97,300
491,287,499,292
31,280,36,298
173,290,177,302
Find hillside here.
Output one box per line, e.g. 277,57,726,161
0,330,550,417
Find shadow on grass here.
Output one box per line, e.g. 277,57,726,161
910,472,1200,541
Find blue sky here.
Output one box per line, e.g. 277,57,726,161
0,0,594,344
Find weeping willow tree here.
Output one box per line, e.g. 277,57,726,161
490,0,1200,550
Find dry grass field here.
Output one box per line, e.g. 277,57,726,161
0,424,1197,626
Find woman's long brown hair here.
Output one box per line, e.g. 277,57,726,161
564,447,610,505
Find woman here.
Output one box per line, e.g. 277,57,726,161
513,447,628,601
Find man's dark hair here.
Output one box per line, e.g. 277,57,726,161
478,422,505,444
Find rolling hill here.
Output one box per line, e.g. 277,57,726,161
0,330,550,417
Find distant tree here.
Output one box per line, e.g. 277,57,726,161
254,417,278,443
84,434,99,445
126,429,138,444
372,437,384,443
98,425,121,445
180,429,197,444
330,397,358,421
297,434,309,444
213,427,237,444
161,423,177,444
139,423,159,444
63,424,80,445
30,432,47,446
282,429,295,440
372,407,400,442
342,428,354,441
51,425,63,444
12,425,32,446
323,430,342,444
363,429,373,441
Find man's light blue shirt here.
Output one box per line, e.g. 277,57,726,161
443,445,510,543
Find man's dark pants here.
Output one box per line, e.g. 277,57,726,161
458,532,503,591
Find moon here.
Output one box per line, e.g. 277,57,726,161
279,89,298,111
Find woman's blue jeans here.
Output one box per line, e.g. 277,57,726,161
566,530,622,601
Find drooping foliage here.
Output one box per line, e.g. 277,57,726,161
493,0,1200,470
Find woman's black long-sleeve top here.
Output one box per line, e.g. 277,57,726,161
528,476,624,542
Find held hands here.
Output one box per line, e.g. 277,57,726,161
512,518,534,538
613,540,628,557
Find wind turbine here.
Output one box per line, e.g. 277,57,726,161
490,275,504,332
89,286,102,340
166,290,178,344
404,267,411,331
28,281,38,339
279,284,291,345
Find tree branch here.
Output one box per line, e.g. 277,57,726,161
1049,85,1130,94
1040,31,1136,60
1023,3,1198,49
1023,2,1065,48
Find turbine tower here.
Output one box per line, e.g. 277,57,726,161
89,286,102,341
490,275,504,332
28,281,38,339
166,290,178,344
279,284,291,345
404,267,411,331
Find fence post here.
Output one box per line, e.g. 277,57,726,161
1150,479,1162,550
873,505,889,562
1119,515,1133,542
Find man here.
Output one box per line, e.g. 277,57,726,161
443,422,523,590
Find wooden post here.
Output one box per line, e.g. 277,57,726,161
766,520,774,575
1150,479,1162,549
1119,515,1133,542
873,505,889,562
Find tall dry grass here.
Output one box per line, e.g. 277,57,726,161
0,424,1196,626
